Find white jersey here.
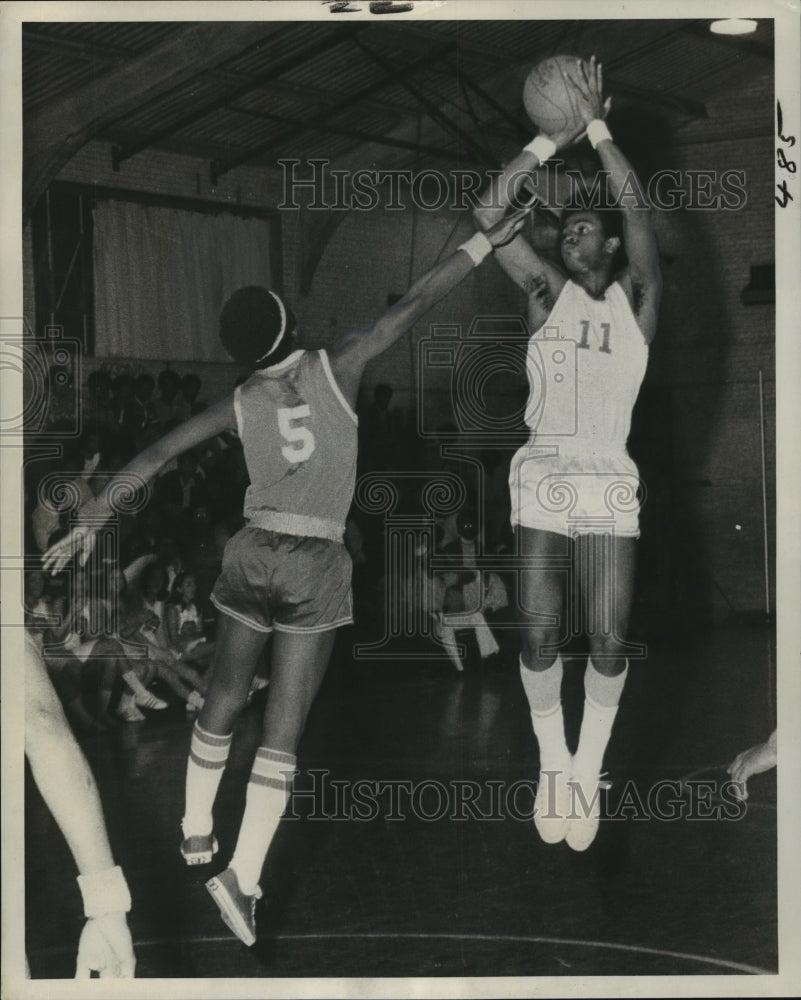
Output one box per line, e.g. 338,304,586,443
524,280,648,457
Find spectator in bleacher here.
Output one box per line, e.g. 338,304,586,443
50,563,168,724
153,449,211,555
112,373,143,450
84,369,116,436
154,369,190,428
433,507,508,669
122,562,208,712
36,579,112,733
165,572,214,660
154,450,208,519
181,373,207,417
133,373,159,444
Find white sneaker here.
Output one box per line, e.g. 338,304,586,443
565,771,611,852
135,690,168,710
533,764,572,844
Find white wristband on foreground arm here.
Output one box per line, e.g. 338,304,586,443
77,866,132,918
587,119,612,149
459,232,494,267
523,135,556,164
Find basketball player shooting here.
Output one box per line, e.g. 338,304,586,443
43,207,531,948
474,56,662,851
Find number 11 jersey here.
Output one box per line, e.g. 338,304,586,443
234,349,358,541
525,279,648,456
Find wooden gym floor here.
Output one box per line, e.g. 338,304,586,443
24,620,777,979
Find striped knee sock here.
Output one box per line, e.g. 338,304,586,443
182,722,232,838
230,748,297,897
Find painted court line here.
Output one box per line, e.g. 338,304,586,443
108,932,772,976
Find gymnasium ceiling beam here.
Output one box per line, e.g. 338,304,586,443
211,40,457,182
23,28,144,71
364,23,514,66
354,38,497,168
228,104,462,162
23,21,279,220
222,75,415,121
441,61,532,142
111,25,364,169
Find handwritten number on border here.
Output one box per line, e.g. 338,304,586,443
776,101,796,207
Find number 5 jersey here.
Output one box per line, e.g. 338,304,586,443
234,349,358,542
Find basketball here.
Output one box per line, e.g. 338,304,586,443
523,54,587,135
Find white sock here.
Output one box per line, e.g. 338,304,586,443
182,722,232,838
121,669,149,698
520,656,570,771
230,747,297,897
572,658,628,777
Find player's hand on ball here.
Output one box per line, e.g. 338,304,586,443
565,55,612,125
75,913,136,978
43,524,97,575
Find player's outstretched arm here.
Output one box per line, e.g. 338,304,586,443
567,56,662,340
330,207,533,398
43,397,237,575
473,120,582,307
24,638,136,977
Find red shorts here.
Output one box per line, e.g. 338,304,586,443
210,524,353,634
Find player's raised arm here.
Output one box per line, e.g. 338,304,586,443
472,115,583,319
329,207,532,398
568,56,662,340
43,397,237,574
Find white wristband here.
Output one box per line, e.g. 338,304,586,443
523,135,556,164
587,119,612,149
77,866,132,918
459,232,493,267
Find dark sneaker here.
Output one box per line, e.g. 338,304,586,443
206,867,262,947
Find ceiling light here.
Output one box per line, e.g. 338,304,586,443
709,19,758,35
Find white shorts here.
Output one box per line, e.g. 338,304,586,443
509,442,642,538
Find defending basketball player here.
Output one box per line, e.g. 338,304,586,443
474,56,662,850
43,206,531,947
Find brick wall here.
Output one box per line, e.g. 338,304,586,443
651,71,775,617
